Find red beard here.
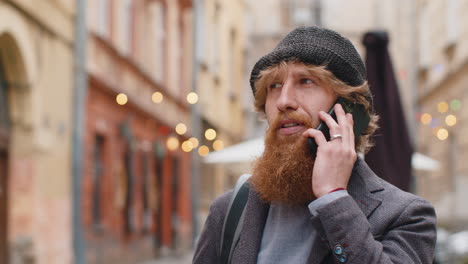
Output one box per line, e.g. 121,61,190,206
250,112,316,205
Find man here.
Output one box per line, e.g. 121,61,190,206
193,26,436,263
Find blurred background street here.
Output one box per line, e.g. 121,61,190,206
0,0,467,263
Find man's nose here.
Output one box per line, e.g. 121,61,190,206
277,81,298,111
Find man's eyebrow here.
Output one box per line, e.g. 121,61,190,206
295,69,317,78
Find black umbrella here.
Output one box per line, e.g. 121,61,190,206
362,31,413,192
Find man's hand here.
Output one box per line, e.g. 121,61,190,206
302,103,357,198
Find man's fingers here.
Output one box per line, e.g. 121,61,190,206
318,109,340,135
302,128,327,146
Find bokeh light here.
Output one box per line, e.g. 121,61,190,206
198,145,210,156
437,101,449,113
213,139,224,151
445,115,457,127
181,141,194,152
152,92,163,103
116,93,128,105
436,128,449,141
188,137,199,148
175,123,187,135
420,113,432,125
450,99,461,111
205,128,217,140
166,136,179,151
187,92,199,104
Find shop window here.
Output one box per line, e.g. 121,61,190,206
123,148,135,234
171,156,179,248
142,153,152,233
151,150,163,248
92,135,105,231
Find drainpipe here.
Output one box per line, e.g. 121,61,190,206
72,0,87,263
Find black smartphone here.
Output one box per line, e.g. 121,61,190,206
307,97,370,155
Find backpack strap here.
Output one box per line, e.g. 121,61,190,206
220,174,251,264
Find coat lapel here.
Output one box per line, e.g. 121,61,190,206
347,158,384,218
231,189,270,264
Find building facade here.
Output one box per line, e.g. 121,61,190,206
196,0,246,216
0,0,75,263
413,0,468,230
84,0,193,263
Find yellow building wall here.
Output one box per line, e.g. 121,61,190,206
0,0,74,263
197,0,246,210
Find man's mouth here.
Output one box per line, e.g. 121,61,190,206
279,120,306,135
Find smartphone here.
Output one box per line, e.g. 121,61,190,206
307,97,370,155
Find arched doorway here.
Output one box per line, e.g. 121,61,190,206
0,31,30,264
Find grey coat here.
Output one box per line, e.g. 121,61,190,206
193,159,437,263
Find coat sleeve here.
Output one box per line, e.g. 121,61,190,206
193,191,233,264
313,195,437,264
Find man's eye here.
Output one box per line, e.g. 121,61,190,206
269,83,282,89
300,78,314,85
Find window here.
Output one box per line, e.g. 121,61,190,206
211,3,221,73
228,29,237,102
92,135,105,230
123,0,134,54
446,0,459,45
153,2,165,82
97,0,110,37
418,5,431,69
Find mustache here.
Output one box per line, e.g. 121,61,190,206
269,111,314,131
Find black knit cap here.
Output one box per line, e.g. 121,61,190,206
250,26,367,94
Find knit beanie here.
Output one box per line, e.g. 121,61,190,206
250,26,367,94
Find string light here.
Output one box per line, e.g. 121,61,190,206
205,128,217,140
188,137,199,148
116,93,128,105
187,92,199,104
450,99,461,111
166,136,179,151
437,101,449,113
152,92,163,103
420,113,432,125
181,141,194,152
436,128,449,141
175,123,187,135
445,115,457,126
198,145,209,156
213,139,224,151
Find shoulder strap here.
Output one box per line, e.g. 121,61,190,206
220,174,251,264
